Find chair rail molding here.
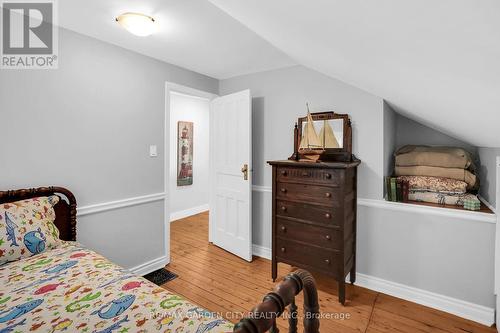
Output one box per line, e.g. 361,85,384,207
252,185,272,193
77,192,166,216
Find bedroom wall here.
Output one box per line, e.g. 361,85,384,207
395,113,478,155
478,147,500,208
383,101,397,196
219,65,385,262
220,65,496,321
0,28,218,272
358,204,495,308
219,65,385,199
169,92,210,220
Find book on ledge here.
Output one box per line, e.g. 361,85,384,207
386,176,409,203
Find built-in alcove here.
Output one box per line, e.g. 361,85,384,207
383,102,496,215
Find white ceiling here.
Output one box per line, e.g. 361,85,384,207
209,0,500,147
58,0,295,79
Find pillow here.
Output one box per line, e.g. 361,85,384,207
0,195,61,265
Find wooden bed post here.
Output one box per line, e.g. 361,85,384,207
233,269,320,333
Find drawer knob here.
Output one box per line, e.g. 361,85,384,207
280,206,287,212
281,226,287,232
280,188,287,193
325,192,332,198
324,259,330,265
281,247,286,253
281,170,287,176
325,173,332,179
325,235,331,240
325,213,331,219
301,172,309,177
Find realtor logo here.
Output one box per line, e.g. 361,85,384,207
1,0,58,69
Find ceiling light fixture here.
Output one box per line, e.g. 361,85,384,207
115,12,156,37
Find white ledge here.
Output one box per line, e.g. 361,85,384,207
358,198,496,224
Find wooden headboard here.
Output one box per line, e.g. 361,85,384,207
0,186,77,241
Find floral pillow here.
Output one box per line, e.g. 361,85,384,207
0,195,61,265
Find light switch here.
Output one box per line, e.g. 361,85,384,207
149,145,158,157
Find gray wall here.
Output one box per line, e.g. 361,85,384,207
358,205,495,307
478,147,500,208
395,113,477,155
383,101,397,196
0,28,218,270
220,65,385,199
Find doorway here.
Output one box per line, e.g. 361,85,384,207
164,83,253,265
169,91,211,221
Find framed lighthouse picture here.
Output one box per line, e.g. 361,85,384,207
177,121,193,186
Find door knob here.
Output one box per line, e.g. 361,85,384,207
241,164,248,180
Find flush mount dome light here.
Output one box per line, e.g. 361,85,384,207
116,12,156,37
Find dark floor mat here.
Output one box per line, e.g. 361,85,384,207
143,268,178,286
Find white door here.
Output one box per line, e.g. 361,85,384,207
209,90,252,262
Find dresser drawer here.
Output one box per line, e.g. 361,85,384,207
276,218,340,250
276,182,340,206
277,167,340,186
276,200,339,226
276,238,338,274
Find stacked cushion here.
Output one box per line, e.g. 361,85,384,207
394,145,479,206
395,166,477,190
0,195,61,265
395,145,476,171
396,175,467,194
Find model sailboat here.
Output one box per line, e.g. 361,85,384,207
299,104,341,151
319,119,340,148
299,111,322,150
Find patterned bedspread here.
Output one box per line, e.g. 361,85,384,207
0,242,234,333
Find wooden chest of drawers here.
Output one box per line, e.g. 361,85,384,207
268,159,360,305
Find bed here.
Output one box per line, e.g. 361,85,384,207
0,187,320,333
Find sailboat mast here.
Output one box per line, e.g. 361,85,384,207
322,119,326,148
306,103,310,149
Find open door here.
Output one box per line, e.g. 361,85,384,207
209,90,252,262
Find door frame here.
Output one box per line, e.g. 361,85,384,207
164,82,217,263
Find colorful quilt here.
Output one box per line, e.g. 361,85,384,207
0,242,234,333
396,176,467,194
409,190,478,206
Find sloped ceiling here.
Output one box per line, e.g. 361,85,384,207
209,0,500,147
56,0,294,79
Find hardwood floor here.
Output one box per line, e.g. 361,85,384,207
165,212,495,333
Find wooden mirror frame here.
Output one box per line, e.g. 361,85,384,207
291,111,352,162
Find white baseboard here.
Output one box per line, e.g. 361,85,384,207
252,244,271,260
129,255,169,276
352,273,494,326
249,245,493,326
170,204,209,222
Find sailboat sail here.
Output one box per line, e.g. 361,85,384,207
299,112,322,149
319,120,340,148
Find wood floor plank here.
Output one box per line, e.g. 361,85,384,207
163,212,496,333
